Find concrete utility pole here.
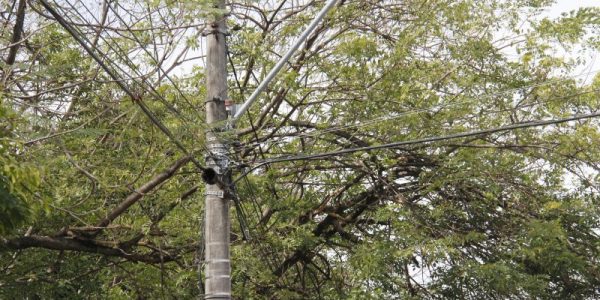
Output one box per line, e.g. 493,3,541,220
203,0,231,298
199,1,336,297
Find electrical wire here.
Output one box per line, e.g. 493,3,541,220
108,1,202,116
66,0,190,122
55,0,220,159
197,206,206,295
61,0,211,156
240,177,280,274
238,68,600,151
234,102,600,184
38,0,207,171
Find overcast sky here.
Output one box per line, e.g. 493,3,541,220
546,0,600,81
550,0,599,17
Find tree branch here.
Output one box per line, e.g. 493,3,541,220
94,155,192,232
5,0,26,66
0,235,180,264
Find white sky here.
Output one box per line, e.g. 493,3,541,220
544,0,600,82
177,1,600,79
549,0,600,17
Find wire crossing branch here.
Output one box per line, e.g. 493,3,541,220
37,0,207,173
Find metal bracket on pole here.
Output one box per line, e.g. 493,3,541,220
208,144,228,155
201,28,230,36
206,143,230,174
205,190,224,198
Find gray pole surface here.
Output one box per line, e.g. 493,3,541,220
203,1,231,298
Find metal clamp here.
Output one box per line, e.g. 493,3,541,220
205,275,231,279
205,190,224,198
211,150,228,156
204,96,223,104
208,144,227,153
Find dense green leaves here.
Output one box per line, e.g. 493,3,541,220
0,99,41,234
1,0,600,299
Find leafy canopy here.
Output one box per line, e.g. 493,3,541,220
1,0,600,299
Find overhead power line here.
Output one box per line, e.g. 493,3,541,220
238,85,600,152
65,0,191,121
234,106,600,183
107,1,201,116
38,0,207,171
237,67,600,151
55,0,215,155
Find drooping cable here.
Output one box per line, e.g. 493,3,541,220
107,1,202,116
237,69,600,151
234,101,600,183
66,0,191,122
57,0,217,161
38,0,207,171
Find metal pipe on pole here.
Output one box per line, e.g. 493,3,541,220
201,1,339,296
231,0,338,123
203,0,231,298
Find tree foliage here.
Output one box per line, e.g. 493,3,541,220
1,0,600,299
0,97,41,234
